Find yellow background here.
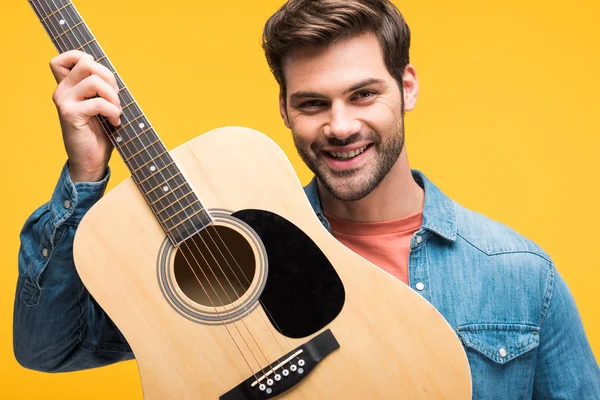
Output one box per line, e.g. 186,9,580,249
1,0,598,398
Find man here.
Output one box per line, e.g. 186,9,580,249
14,0,600,398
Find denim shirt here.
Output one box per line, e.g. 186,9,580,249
14,163,600,399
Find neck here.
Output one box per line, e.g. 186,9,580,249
318,147,424,222
29,0,212,245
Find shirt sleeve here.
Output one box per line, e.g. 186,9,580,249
13,162,135,372
533,266,600,398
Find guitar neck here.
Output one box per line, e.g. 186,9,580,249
29,0,212,245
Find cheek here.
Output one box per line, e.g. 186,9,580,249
291,117,323,147
362,104,401,136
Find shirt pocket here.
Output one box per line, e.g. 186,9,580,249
456,323,540,399
456,323,540,364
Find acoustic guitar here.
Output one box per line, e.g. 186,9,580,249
29,0,471,398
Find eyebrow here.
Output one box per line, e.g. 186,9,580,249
289,78,386,102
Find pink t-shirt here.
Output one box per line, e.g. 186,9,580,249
325,211,423,285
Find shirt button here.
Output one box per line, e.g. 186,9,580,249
415,282,425,291
64,200,71,209
42,248,49,257
498,348,508,358
416,235,423,244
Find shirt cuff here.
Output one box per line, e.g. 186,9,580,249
49,162,111,226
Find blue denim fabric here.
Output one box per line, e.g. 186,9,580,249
14,163,133,372
14,164,600,398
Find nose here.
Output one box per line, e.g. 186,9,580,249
324,101,361,140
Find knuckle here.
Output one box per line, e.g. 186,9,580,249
59,104,74,119
90,74,103,87
77,57,92,69
51,90,60,106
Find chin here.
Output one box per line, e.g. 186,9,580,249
320,174,375,202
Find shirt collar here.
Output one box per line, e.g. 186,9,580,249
303,169,457,242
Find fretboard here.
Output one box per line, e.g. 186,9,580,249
29,0,212,245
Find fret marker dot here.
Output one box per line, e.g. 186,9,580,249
163,186,170,192
139,123,145,129
150,166,156,172
116,136,122,143
59,19,66,25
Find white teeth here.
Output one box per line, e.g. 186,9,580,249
329,145,368,159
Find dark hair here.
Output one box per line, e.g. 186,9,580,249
262,0,411,96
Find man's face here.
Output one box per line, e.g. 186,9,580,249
280,32,407,201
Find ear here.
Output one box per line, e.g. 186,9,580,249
402,64,419,112
279,91,291,129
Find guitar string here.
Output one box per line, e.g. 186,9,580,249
38,0,293,381
39,0,273,380
29,0,248,374
33,0,264,380
79,0,299,371
35,0,270,380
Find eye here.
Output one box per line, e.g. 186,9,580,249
354,90,376,100
299,100,325,109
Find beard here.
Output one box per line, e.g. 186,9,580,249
292,115,405,202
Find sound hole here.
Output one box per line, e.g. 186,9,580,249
173,225,256,307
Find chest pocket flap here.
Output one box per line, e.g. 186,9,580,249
456,323,540,364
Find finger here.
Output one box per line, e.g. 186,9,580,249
49,50,94,84
70,75,121,110
64,57,118,92
72,97,122,127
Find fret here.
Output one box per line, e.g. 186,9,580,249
121,127,155,149
151,183,193,211
127,141,166,171
121,100,136,111
139,161,175,184
136,162,179,189
132,150,168,174
150,181,189,205
167,208,207,232
40,2,71,21
156,191,196,215
34,0,70,19
131,148,172,180
29,0,213,246
163,201,203,225
116,113,144,134
117,95,142,123
143,172,183,199
117,126,155,154
125,137,161,160
115,74,125,90
76,38,96,51
96,57,115,72
54,21,84,40
31,4,67,47
170,212,211,240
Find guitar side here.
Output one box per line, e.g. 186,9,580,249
73,126,471,399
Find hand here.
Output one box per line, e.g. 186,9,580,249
50,50,122,182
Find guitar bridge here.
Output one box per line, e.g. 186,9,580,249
220,329,340,399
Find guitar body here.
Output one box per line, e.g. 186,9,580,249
73,126,471,399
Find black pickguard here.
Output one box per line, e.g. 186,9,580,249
232,209,345,339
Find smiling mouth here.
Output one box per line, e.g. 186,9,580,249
324,144,372,161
